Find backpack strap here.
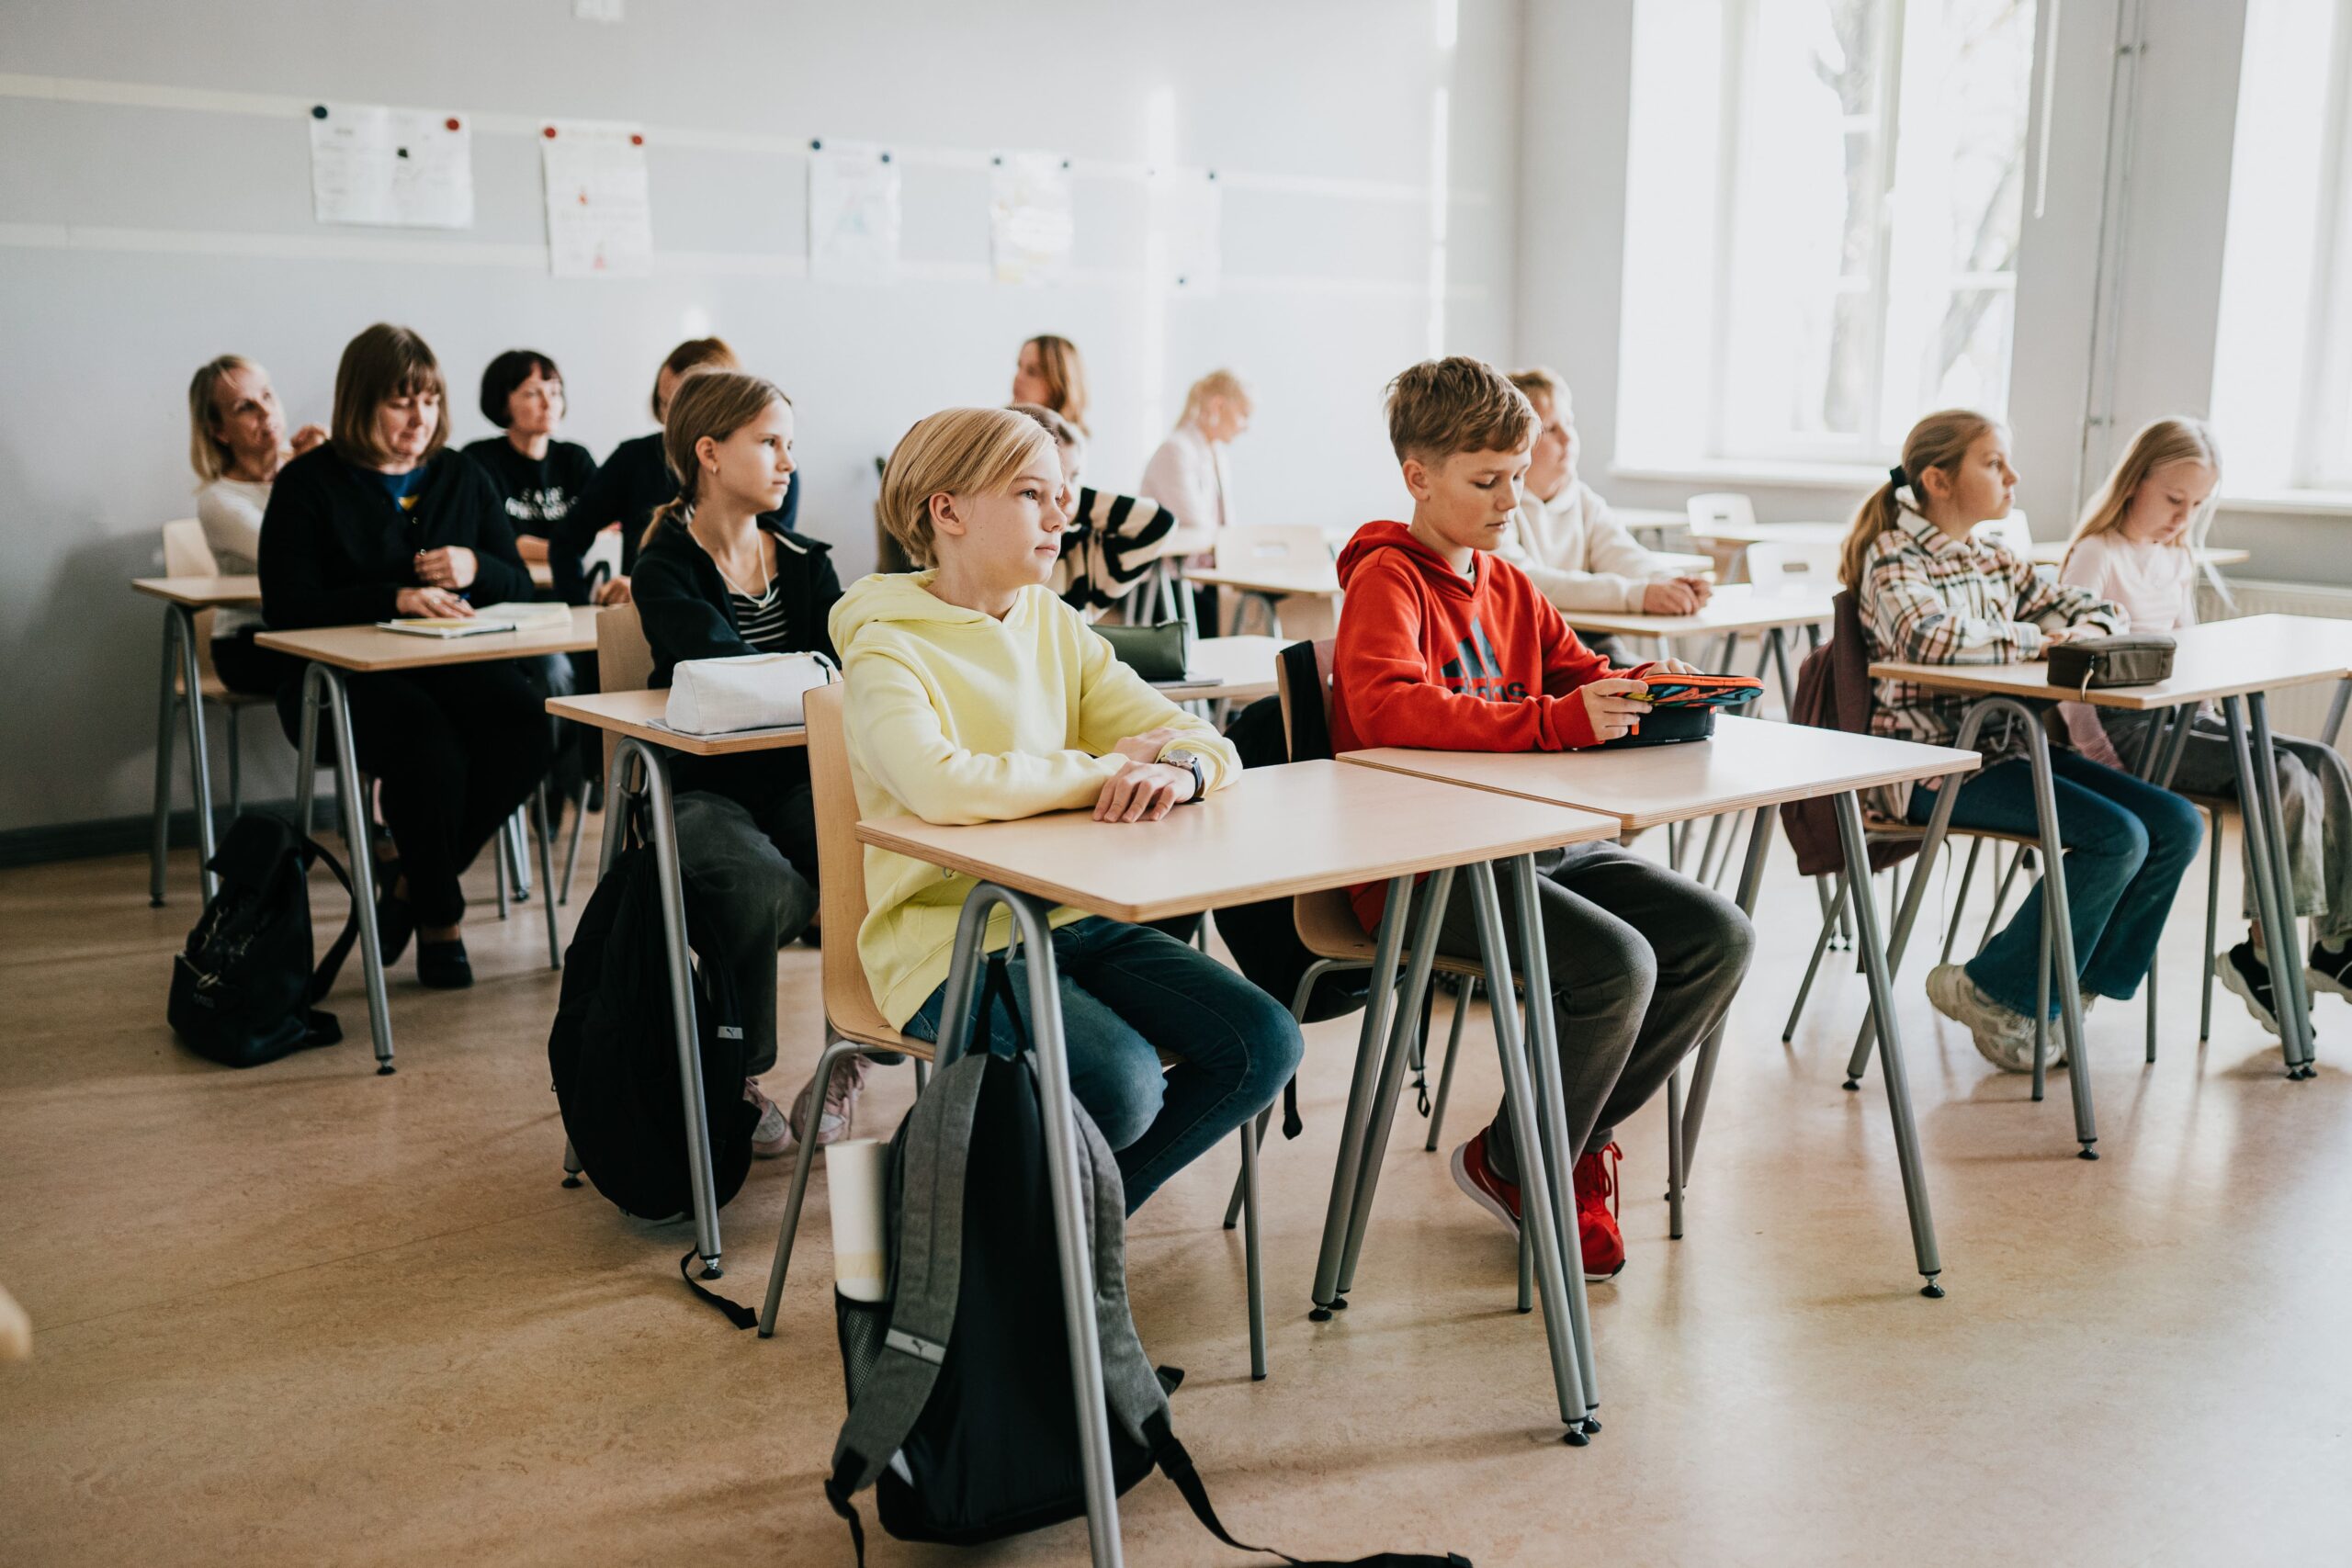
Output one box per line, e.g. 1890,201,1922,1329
827,1051,990,1495
1147,1413,1470,1567
298,836,364,1010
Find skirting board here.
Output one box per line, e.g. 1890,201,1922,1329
0,798,337,872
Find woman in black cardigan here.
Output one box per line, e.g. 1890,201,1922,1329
259,323,552,988
632,368,841,1156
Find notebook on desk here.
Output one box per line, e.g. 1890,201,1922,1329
374,617,519,638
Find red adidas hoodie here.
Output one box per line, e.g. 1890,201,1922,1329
1331,521,1638,929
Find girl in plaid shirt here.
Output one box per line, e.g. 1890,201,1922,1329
1844,410,2202,1073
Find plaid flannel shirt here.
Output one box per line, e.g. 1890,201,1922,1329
1860,508,2125,814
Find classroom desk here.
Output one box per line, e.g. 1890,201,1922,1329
1183,562,1343,637
1342,715,1983,1292
1153,633,1285,705
852,762,1623,1558
1566,582,1836,709
2025,540,2250,570
1680,520,1848,548
1614,507,1691,548
544,686,807,1282
132,575,263,905
1871,614,2352,1090
255,608,599,1074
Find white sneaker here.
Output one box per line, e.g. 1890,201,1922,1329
1928,964,2041,1074
787,1055,870,1150
746,1078,790,1159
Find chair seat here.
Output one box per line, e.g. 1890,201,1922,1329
1294,885,1487,980
174,671,273,707
829,995,1178,1069
1862,815,2043,851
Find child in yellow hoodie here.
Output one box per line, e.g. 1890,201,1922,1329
825,406,1300,1210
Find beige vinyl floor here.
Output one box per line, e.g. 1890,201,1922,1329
5,806,2351,1567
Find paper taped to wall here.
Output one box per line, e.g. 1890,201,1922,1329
308,103,474,230
540,120,651,277
989,150,1075,286
807,139,900,283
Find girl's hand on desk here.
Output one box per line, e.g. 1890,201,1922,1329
1112,727,1184,766
395,587,474,619
414,546,478,590
1094,760,1193,822
1580,676,1653,743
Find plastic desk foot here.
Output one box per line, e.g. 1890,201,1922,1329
1919,1277,1946,1299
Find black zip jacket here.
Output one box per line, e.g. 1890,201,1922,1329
258,445,532,630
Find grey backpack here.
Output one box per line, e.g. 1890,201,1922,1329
824,956,1469,1566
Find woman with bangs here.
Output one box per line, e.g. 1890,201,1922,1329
258,322,548,988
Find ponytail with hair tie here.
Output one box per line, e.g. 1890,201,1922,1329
1887,464,1908,491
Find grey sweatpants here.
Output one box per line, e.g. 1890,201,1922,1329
1407,840,1755,1183
673,790,819,1076
2103,711,2352,944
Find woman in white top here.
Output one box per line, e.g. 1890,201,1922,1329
1140,369,1251,632
186,355,325,693
2059,417,2352,1032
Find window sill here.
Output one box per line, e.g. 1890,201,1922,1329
1609,458,1892,490
2218,490,2352,518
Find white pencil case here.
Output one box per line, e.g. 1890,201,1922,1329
665,652,838,734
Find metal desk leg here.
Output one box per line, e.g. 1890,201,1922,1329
300,662,394,1074
532,785,562,970
1831,792,1945,1294
2248,694,2318,1072
2225,698,2312,1076
624,737,723,1276
149,611,181,907
1332,869,1455,1301
1464,860,1590,1441
2018,716,2098,1154
1311,875,1418,1316
1508,854,1600,1428
925,885,1129,1563
1845,754,1969,1091
1677,806,1776,1189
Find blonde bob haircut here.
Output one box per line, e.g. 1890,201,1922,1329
330,323,449,468
1177,367,1253,427
1507,366,1570,408
645,369,792,548
878,407,1057,570
1838,408,2003,588
187,354,259,483
2063,417,2222,574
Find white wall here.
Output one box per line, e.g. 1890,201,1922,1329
1516,0,2344,578
0,0,1521,839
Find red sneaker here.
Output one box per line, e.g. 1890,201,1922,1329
1573,1143,1627,1282
1449,1131,1521,1235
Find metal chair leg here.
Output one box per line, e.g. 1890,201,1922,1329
561,788,588,905
561,1138,583,1189
1941,836,1984,964
2200,807,2222,1043
1787,873,1850,1044
1425,977,1473,1151
226,702,243,818
1240,1122,1267,1381
760,1036,859,1337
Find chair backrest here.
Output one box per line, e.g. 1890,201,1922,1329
1214,524,1331,575
1973,513,2033,557
804,682,899,1045
163,519,218,577
1743,539,1841,598
594,604,655,782
1274,638,1338,762
1685,492,1757,533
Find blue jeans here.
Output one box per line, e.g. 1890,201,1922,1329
903,917,1304,1213
1908,748,2203,1018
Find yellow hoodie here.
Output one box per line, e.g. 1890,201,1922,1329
830,571,1242,1028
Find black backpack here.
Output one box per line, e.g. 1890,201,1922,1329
826,958,1466,1567
166,813,360,1068
548,845,758,1240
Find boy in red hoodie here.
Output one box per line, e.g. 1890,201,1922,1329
1330,356,1755,1281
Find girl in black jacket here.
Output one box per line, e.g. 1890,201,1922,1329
258,323,552,988
631,369,841,1156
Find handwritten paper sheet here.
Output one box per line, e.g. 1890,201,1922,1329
540,120,651,276
989,151,1075,286
308,104,473,230
807,140,900,283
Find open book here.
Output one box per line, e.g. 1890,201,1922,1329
374,617,520,638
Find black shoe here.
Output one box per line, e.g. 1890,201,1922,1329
2310,939,2352,1003
374,873,416,965
584,780,604,814
2220,942,2282,1037
417,939,473,989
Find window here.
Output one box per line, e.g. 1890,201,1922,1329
2211,0,2352,498
1617,0,2041,472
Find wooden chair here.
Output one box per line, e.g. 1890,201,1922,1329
1685,492,1756,535
754,683,1270,1378
159,519,273,818
560,604,657,902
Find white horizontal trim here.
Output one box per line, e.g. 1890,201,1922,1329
0,220,1486,302
1610,458,1893,490
2218,489,2352,518
0,71,1488,209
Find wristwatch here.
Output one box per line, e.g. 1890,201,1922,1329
1163,746,1208,805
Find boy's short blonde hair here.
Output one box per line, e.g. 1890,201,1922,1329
878,407,1057,568
1385,356,1535,464
1507,366,1567,408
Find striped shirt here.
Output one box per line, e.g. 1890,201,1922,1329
727,577,799,652
1860,506,2124,810
1053,487,1182,619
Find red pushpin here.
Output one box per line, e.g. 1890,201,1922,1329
446,116,461,132
543,125,559,139
629,133,644,146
